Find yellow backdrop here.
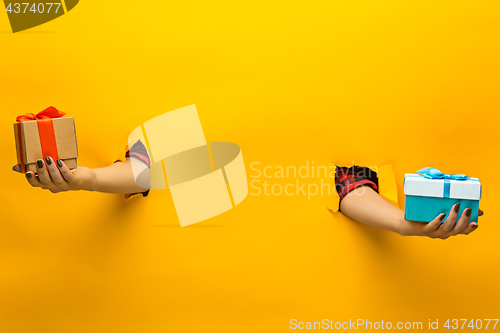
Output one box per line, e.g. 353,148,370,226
1,0,499,332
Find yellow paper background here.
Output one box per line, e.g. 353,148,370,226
0,0,499,332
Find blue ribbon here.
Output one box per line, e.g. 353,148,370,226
417,167,469,199
443,180,451,199
417,167,469,180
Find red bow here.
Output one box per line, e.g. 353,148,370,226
16,106,66,122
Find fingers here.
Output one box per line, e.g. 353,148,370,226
462,221,479,235
45,157,69,190
422,204,481,239
441,203,460,233
424,213,445,235
450,208,472,235
25,171,42,187
35,158,62,193
36,159,52,188
56,159,74,182
19,157,74,193
479,209,484,217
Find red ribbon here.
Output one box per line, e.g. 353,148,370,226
16,106,66,122
16,107,66,173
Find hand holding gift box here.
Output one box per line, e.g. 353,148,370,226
12,106,147,195
404,167,481,223
14,107,78,174
336,165,482,239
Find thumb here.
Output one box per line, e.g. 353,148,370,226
12,164,22,173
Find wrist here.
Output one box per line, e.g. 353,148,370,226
394,211,412,236
74,167,97,191
396,215,425,237
85,169,98,191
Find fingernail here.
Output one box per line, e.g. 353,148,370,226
57,159,62,168
440,214,446,221
472,224,478,229
37,160,43,168
45,157,52,165
466,208,472,217
454,203,460,213
12,165,16,171
25,173,31,179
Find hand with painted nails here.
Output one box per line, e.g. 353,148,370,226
339,186,483,239
12,156,149,194
12,157,96,193
400,204,483,238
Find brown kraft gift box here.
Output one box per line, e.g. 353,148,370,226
14,107,78,174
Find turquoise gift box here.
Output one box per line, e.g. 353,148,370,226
404,167,481,223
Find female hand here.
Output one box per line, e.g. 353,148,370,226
12,157,96,193
400,204,484,239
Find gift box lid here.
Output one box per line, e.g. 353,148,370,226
404,174,481,200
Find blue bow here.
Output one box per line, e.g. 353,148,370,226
417,167,469,198
417,167,469,180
